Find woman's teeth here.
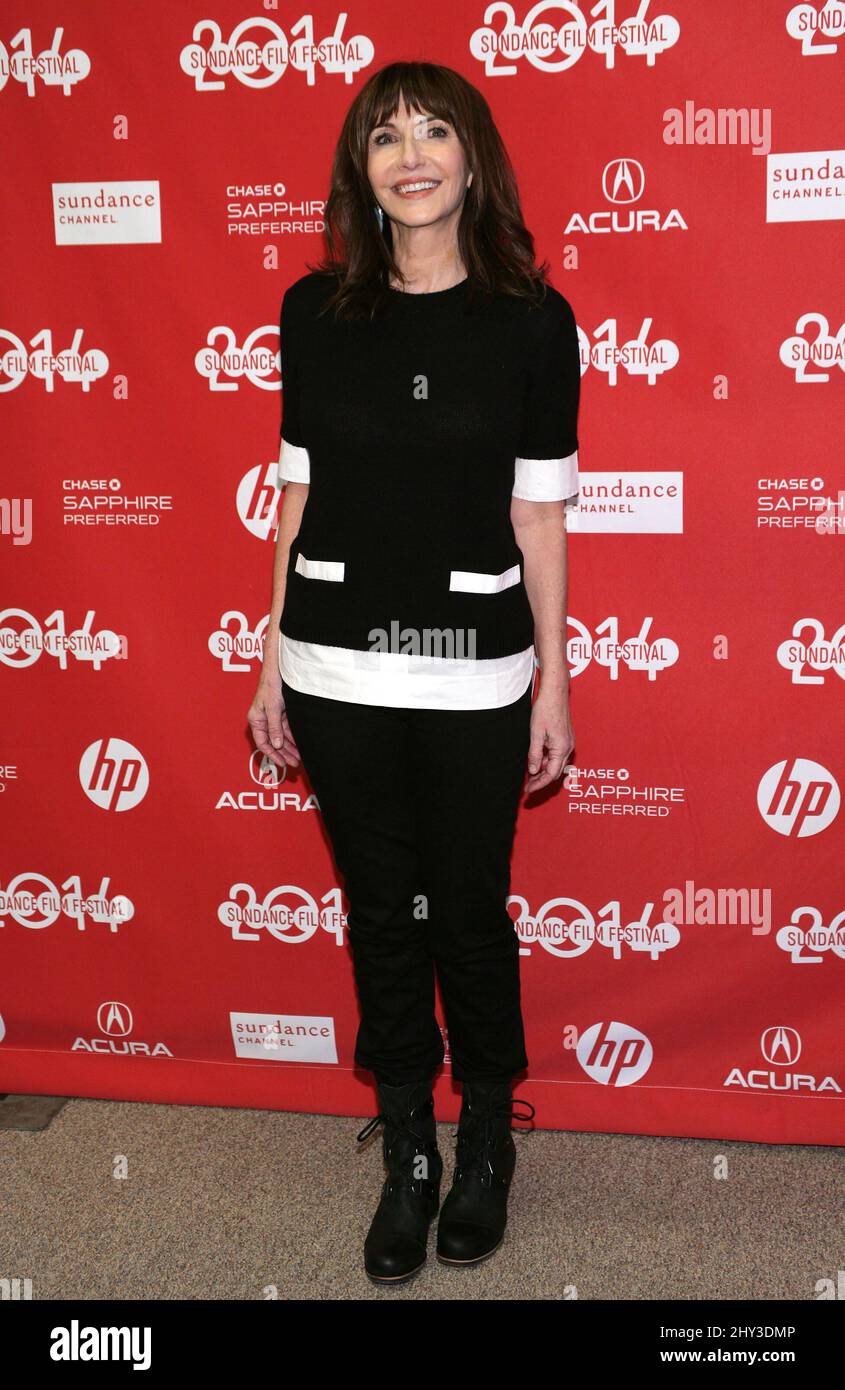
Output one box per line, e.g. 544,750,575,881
394,181,440,194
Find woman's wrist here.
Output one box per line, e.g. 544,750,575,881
535,660,570,696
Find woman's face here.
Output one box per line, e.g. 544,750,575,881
367,98,471,232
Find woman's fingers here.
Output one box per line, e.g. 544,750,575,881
280,713,302,766
267,706,286,751
524,726,574,794
266,709,302,768
527,724,546,776
525,758,554,793
248,694,303,770
248,712,287,771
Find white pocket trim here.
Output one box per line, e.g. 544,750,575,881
295,552,345,582
449,564,520,594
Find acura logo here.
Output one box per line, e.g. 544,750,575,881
249,748,286,787
97,1001,133,1037
761,1026,801,1067
602,158,645,204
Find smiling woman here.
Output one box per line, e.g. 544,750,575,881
247,59,582,1289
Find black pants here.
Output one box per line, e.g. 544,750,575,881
281,679,533,1085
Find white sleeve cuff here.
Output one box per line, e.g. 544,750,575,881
277,436,310,486
512,450,579,501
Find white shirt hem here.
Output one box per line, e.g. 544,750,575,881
278,635,536,710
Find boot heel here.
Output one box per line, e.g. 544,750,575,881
357,1077,443,1284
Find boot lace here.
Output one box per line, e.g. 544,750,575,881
356,1107,438,1197
355,1109,427,1146
454,1096,536,1184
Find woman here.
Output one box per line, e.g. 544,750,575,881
248,60,581,1285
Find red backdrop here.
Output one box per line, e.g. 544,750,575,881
3,0,844,1144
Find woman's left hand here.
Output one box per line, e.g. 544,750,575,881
525,686,574,794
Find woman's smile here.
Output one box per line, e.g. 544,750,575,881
391,179,442,198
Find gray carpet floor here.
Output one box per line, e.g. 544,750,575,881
2,1097,842,1300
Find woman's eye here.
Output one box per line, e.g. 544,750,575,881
371,124,451,145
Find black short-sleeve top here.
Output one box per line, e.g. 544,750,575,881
276,269,581,710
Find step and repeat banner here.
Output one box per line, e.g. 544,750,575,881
2,2,844,1144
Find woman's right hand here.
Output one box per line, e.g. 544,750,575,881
247,670,301,770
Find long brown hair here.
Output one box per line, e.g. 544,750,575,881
303,61,552,321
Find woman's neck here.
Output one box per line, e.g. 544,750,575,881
388,249,466,294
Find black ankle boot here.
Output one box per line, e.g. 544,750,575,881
436,1078,535,1266
356,1077,443,1284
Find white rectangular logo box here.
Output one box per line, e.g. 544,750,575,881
52,180,163,244
766,150,845,224
230,1012,338,1064
567,471,684,533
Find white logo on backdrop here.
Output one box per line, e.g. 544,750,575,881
757,759,840,838
603,157,645,202
0,330,109,393
195,326,280,391
209,611,268,671
0,27,91,95
761,1025,801,1066
577,319,679,384
510,894,682,959
779,313,845,381
97,1001,133,1037
565,159,687,235
0,609,123,668
249,749,287,787
776,619,845,683
767,150,845,224
80,738,150,812
237,463,281,540
230,1012,338,1064
724,1025,840,1094
52,181,162,246
469,2,680,76
0,874,134,931
219,884,346,944
786,2,845,56
73,1003,173,1057
567,616,679,679
565,471,684,534
214,749,322,814
179,14,374,89
776,905,845,963
576,1021,653,1087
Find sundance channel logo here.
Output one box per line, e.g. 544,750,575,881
52,180,162,245
230,1011,337,1063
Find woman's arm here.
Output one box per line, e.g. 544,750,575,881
511,494,574,793
248,481,309,768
